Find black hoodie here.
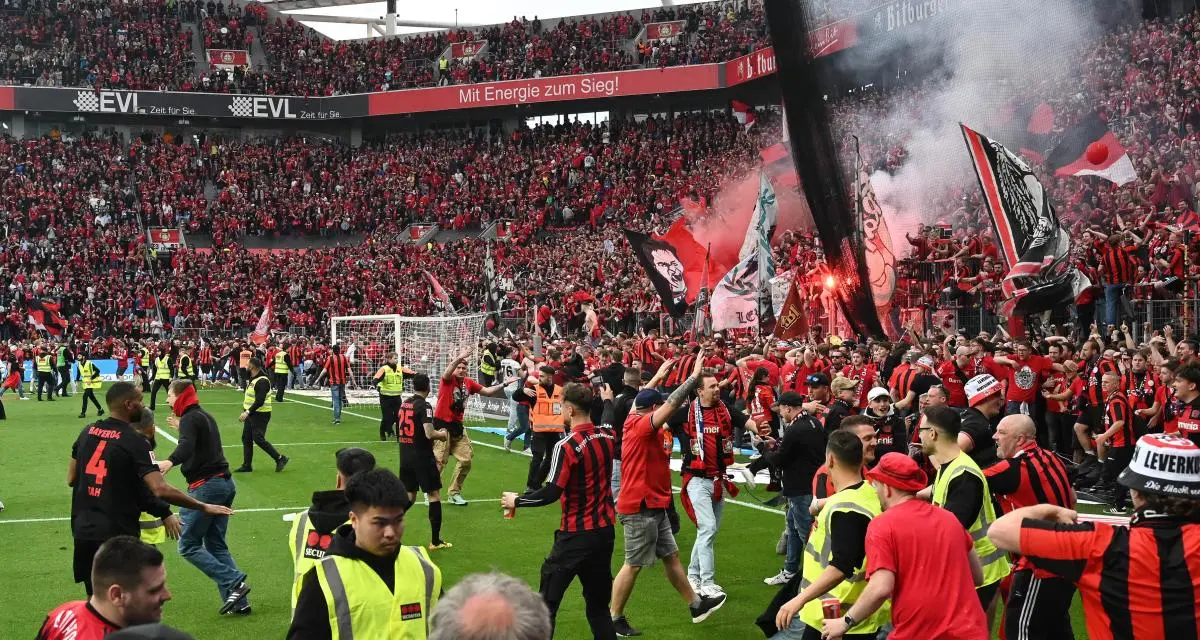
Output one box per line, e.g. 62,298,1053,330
287,523,401,640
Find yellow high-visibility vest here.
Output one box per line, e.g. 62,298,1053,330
378,365,404,397
154,355,171,380
315,546,441,640
139,512,166,545
932,451,1012,588
798,481,890,633
80,361,102,390
36,355,52,373
288,510,349,617
274,351,291,374
243,375,273,413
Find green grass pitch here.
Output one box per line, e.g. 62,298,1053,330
0,385,1087,638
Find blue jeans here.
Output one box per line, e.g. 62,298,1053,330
784,495,814,575
1104,284,1124,326
610,459,622,505
179,476,247,606
289,365,302,389
505,401,531,448
331,384,346,421
686,477,725,587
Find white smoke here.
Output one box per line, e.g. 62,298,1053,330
857,0,1104,249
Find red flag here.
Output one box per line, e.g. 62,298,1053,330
659,217,734,302
249,299,271,345
423,270,456,313
732,100,756,130
775,276,808,339
26,299,68,336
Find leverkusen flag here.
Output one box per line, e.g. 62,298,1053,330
27,299,67,336
1046,112,1137,186
775,275,808,340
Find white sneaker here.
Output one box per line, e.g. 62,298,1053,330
688,576,701,594
763,570,795,586
699,583,725,598
749,452,762,461
449,494,468,506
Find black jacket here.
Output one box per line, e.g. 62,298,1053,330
287,525,401,640
600,384,638,460
824,399,853,433
761,414,826,496
304,489,353,535
960,407,1000,468
166,405,230,484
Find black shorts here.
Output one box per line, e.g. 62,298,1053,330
434,417,465,438
1075,405,1103,433
400,453,442,493
115,364,128,375
73,538,104,585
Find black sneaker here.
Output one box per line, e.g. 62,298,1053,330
78,413,86,419
98,409,105,417
275,456,290,473
613,616,642,637
689,592,727,623
234,466,253,473
231,606,251,616
219,581,252,615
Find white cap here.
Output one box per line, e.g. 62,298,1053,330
867,387,892,402
1118,434,1200,498
965,374,1002,407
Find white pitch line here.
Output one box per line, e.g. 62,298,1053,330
219,440,388,449
285,393,788,515
155,427,179,445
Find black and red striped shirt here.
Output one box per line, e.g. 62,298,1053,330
1095,240,1138,285
546,422,615,533
984,441,1075,577
325,354,349,385
1104,390,1135,448
1019,514,1200,640
1086,357,1120,406
288,344,304,368
666,353,698,387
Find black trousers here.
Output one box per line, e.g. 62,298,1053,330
1003,569,1076,640
379,395,402,440
37,372,55,400
80,388,102,415
1103,445,1135,509
57,366,72,395
273,373,288,401
149,378,170,409
139,369,150,392
1045,411,1075,458
539,526,616,640
528,431,563,490
242,412,282,468
238,368,250,389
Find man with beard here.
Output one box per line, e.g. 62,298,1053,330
433,349,512,506
862,387,907,460
840,350,877,411
38,537,174,639
1122,350,1158,437
959,375,1004,468
991,341,1064,424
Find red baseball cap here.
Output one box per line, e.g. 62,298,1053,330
865,453,928,492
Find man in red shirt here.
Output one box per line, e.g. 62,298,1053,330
1096,371,1135,514
608,355,726,637
38,536,173,640
991,340,1064,425
822,453,987,640
433,349,512,505
937,346,976,408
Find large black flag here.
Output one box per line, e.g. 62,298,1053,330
763,0,884,339
961,123,1089,317
27,299,67,336
625,229,689,317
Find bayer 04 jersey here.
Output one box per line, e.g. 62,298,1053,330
398,395,434,455
70,419,158,540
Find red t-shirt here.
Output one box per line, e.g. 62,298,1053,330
1003,355,1054,403
433,375,483,424
937,360,974,407
865,499,989,640
1045,372,1069,414
841,364,877,408
616,413,674,514
37,601,120,640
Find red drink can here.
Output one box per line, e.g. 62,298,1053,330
821,598,841,620
503,507,516,520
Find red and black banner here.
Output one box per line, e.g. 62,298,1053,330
27,299,67,336
625,229,691,316
1047,111,1137,186
961,123,1089,317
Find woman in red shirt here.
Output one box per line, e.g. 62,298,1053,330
746,366,777,437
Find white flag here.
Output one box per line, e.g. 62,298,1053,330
711,252,761,331
738,171,778,324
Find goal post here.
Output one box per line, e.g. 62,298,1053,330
330,314,491,417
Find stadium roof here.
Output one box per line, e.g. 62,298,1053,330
261,0,710,41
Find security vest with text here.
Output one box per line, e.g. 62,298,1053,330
288,509,349,616
36,354,52,373
275,350,291,375
932,451,1012,587
154,355,171,380
379,365,404,397
315,546,442,640
531,384,565,433
799,481,890,633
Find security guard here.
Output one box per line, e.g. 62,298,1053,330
56,341,73,396
288,448,377,617
769,430,889,639
138,343,152,392
76,352,105,419
149,348,173,411
236,357,288,473
36,346,55,401
371,352,417,441
288,469,441,640
523,365,564,492
130,407,179,545
273,345,292,403
919,405,1011,629
479,343,499,385
178,346,196,382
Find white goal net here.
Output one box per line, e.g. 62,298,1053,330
330,314,489,418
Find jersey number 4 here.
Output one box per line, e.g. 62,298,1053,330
398,407,417,438
86,441,109,493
